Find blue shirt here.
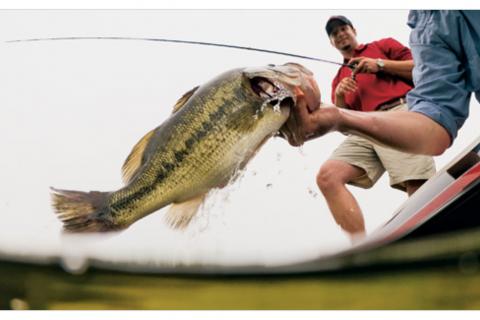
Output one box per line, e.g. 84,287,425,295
406,10,480,141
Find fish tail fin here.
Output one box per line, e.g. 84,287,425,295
50,187,117,233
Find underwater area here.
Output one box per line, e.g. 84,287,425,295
2,258,480,310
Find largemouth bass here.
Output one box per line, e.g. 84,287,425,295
51,63,320,232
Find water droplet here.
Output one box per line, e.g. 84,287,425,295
297,146,306,156
273,102,281,112
307,187,319,198
10,298,29,310
61,254,89,275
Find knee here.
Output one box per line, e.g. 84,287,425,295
316,163,343,192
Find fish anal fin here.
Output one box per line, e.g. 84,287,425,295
164,194,206,230
121,129,156,184
172,86,199,113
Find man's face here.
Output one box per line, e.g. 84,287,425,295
329,24,357,52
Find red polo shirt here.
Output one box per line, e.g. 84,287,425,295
331,37,413,112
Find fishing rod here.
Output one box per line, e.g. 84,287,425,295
6,36,356,69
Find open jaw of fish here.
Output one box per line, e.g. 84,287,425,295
51,63,321,233
245,62,321,146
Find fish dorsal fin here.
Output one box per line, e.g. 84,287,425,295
121,129,156,184
164,193,206,230
172,86,199,113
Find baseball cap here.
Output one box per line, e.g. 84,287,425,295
325,15,353,36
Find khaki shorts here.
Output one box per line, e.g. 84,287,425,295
329,104,436,191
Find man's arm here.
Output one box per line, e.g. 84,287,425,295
290,99,451,156
379,59,414,81
337,106,450,155
349,57,413,81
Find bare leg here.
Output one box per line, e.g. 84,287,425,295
317,160,367,241
405,179,427,196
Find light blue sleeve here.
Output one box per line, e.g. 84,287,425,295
406,11,472,141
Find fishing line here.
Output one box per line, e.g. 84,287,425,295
6,36,355,69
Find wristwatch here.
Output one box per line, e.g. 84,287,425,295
376,58,385,71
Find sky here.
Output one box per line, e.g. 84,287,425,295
1,9,479,271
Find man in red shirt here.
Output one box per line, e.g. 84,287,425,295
318,16,435,240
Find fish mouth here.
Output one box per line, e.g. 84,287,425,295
246,64,320,112
250,76,295,107
250,77,280,99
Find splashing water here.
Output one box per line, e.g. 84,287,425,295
257,85,292,116
307,187,319,198
192,166,249,234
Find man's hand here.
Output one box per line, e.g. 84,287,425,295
335,77,358,97
284,98,342,146
349,56,381,76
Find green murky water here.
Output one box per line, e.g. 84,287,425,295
2,228,480,310
1,260,480,310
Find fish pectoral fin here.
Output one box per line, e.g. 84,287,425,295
121,129,156,184
164,193,206,230
171,86,199,113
